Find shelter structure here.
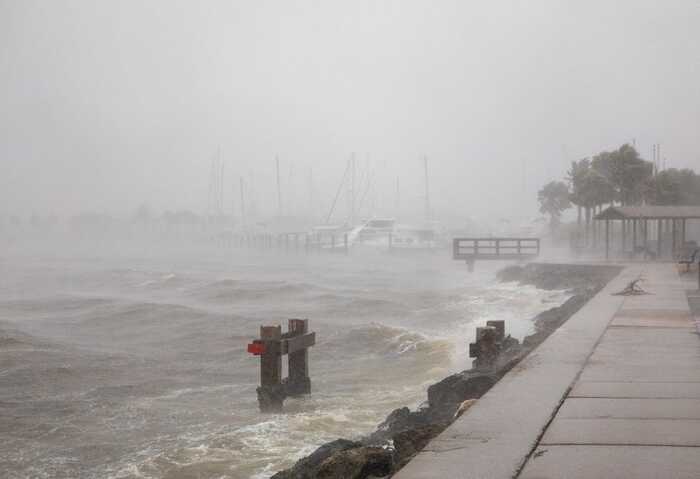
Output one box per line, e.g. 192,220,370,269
594,205,700,260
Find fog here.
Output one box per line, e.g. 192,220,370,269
2,3,700,478
3,1,699,222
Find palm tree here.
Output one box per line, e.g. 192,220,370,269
538,181,571,233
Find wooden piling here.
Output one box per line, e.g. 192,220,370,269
286,319,311,396
256,325,285,412
249,321,316,412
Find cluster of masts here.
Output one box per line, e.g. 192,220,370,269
206,152,433,231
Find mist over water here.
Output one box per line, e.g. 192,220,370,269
6,2,693,477
0,244,567,478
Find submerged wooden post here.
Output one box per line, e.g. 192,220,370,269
248,321,316,412
255,326,284,412
469,324,501,369
344,233,349,254
486,320,505,341
286,319,312,396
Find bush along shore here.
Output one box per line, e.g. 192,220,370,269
271,263,622,479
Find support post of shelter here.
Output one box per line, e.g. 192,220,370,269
672,219,678,259
644,220,648,260
621,219,626,256
682,219,687,248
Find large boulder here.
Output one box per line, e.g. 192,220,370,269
427,371,498,409
271,439,362,479
316,446,392,479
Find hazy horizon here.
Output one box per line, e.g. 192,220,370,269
2,1,700,221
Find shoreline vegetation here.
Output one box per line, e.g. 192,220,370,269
271,263,622,479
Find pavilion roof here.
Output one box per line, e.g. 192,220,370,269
595,205,700,220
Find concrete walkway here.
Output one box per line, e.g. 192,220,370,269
395,264,700,479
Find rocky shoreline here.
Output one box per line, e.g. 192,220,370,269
271,263,622,479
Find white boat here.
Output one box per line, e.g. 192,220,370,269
357,218,395,245
389,224,443,250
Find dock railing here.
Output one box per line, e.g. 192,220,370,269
452,237,540,263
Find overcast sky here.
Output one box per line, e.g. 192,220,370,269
2,1,699,222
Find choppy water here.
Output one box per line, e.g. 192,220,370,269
0,246,567,479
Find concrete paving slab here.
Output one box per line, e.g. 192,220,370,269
570,381,700,398
580,365,700,383
541,418,700,446
615,309,691,318
556,397,700,419
610,317,694,328
519,445,700,479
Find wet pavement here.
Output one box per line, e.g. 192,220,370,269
395,263,700,479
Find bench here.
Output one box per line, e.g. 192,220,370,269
678,248,699,273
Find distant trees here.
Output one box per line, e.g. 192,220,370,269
648,168,700,205
542,143,700,242
537,181,571,232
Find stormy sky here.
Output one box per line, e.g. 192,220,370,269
1,1,699,221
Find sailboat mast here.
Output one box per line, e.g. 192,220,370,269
351,152,356,225
424,156,430,222
276,156,282,217
239,176,245,226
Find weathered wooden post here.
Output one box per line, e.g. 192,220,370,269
285,319,312,396
248,320,316,412
250,326,285,412
486,320,505,341
469,325,499,369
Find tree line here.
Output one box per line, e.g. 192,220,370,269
538,143,700,232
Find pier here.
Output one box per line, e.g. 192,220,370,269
394,263,700,478
452,237,540,270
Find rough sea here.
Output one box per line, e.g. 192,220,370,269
0,242,568,478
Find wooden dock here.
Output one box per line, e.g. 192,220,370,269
452,237,540,270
